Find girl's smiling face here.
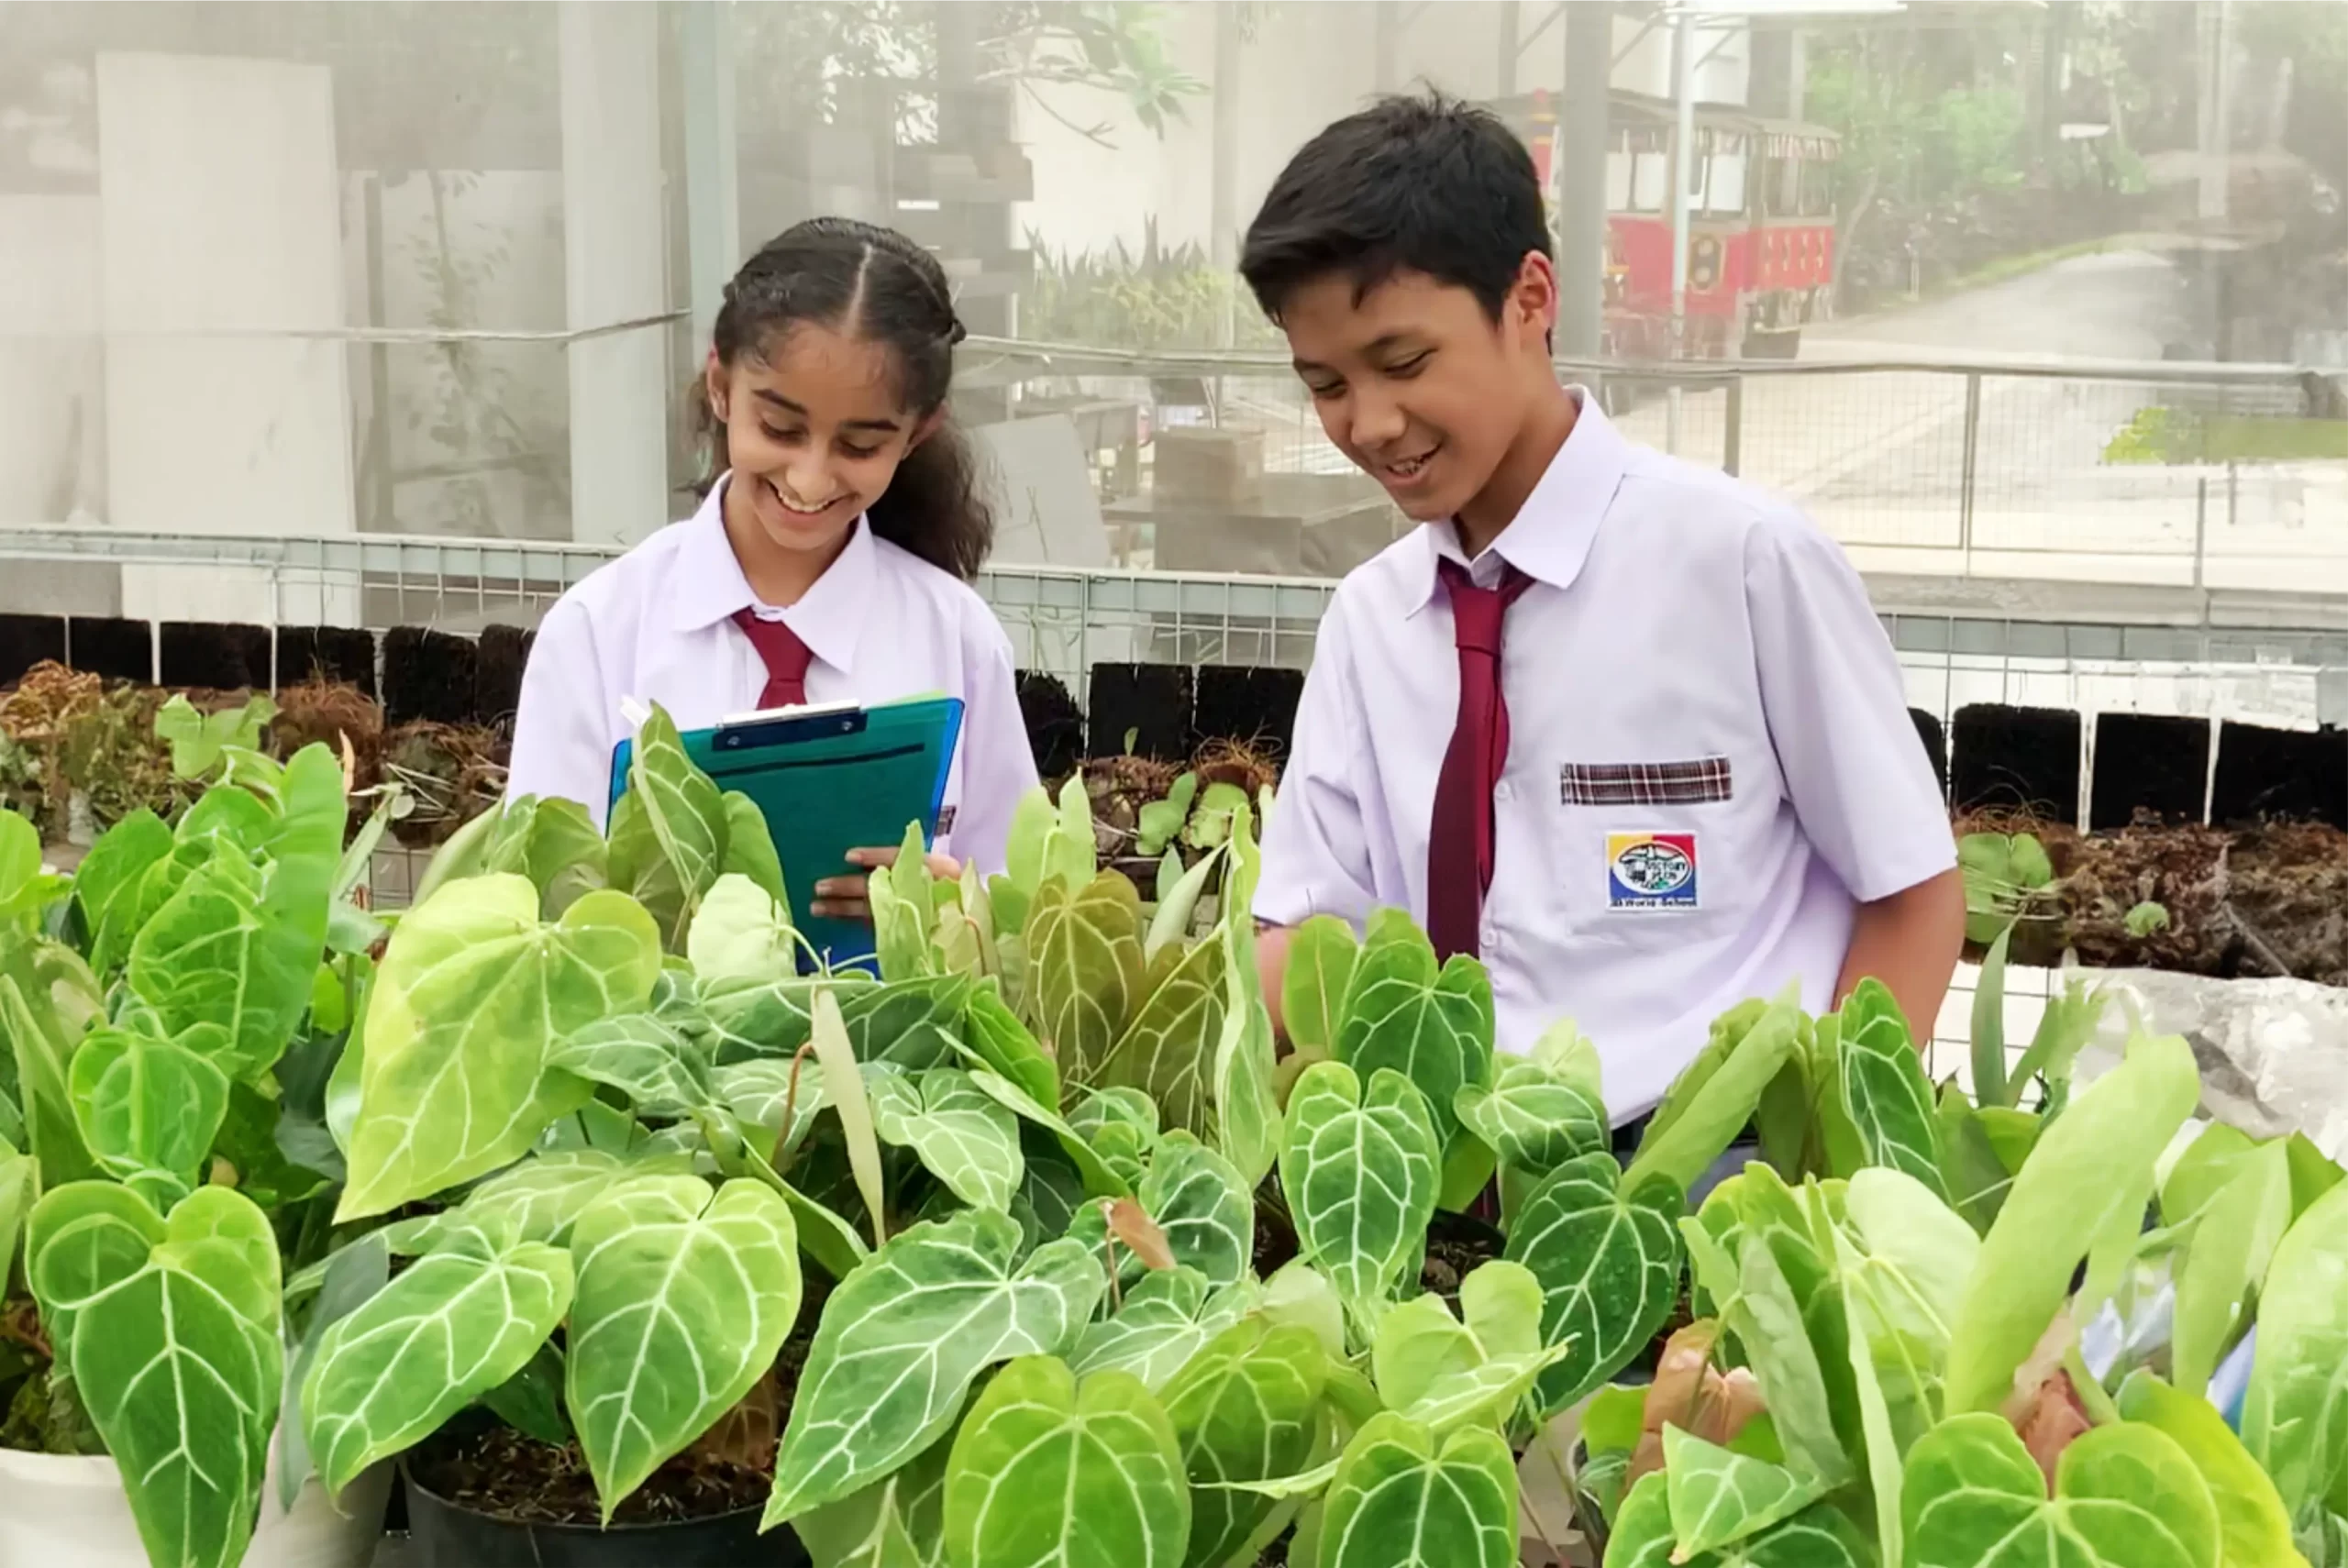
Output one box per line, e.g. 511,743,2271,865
706,321,937,563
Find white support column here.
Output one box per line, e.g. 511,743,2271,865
559,0,671,547
680,0,740,352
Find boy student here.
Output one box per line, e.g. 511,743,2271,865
1242,95,1964,1124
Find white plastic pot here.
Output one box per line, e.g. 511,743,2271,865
0,1445,388,1568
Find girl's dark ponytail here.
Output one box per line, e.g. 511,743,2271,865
693,217,994,582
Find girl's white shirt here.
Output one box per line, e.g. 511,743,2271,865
505,475,1037,874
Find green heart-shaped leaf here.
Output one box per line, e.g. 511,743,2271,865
1454,1060,1607,1181
1162,1317,1328,1568
1068,1268,1258,1392
1903,1413,2218,1568
1280,915,1358,1059
68,1024,230,1203
765,1211,1107,1527
545,1011,719,1120
1505,1151,1683,1416
1316,1412,1516,1568
567,1176,801,1514
1662,1427,1828,1557
1603,1470,1873,1567
1369,1260,1570,1437
1025,872,1146,1088
869,1066,1024,1212
2243,1175,2348,1521
1333,911,1492,1154
1835,980,1947,1199
125,746,344,1081
338,877,663,1219
1281,1062,1441,1329
28,1183,282,1568
299,1219,576,1497
945,1356,1191,1568
1102,931,1228,1139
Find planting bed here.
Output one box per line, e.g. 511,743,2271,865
14,696,2348,1568
1966,810,2348,985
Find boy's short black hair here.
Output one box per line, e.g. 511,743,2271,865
1240,92,1551,324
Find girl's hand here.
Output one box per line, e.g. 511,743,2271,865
811,847,961,922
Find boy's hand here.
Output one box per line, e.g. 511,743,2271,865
811,847,961,923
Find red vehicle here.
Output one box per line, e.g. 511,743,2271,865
1501,89,1840,359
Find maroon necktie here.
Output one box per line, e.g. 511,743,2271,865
1427,558,1533,964
731,608,814,708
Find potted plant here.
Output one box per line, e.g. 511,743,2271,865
1561,950,2348,1567
0,735,396,1568
737,759,1711,1568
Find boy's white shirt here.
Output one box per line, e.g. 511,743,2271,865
1254,390,1955,1120
506,476,1038,876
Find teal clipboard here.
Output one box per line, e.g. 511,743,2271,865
608,696,964,971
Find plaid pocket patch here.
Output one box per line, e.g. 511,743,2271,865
1561,757,1733,807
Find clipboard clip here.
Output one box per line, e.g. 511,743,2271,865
717,699,861,730
714,701,870,750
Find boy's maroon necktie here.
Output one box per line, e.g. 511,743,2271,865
1427,558,1532,964
731,608,814,708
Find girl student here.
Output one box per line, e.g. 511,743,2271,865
506,216,1037,918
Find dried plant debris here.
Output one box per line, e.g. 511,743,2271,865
382,722,508,846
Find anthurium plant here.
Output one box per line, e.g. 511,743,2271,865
0,739,379,1568
52,695,2333,1568
1572,954,2348,1568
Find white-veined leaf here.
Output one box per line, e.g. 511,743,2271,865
1836,979,1948,1198
1315,1413,1517,1568
1162,1317,1329,1568
1332,910,1493,1154
566,1175,802,1515
943,1356,1191,1568
763,1210,1107,1527
869,1066,1024,1212
337,878,662,1219
1024,871,1146,1088
298,1219,575,1497
1503,1151,1683,1418
28,1183,282,1568
1067,1268,1258,1392
1279,1062,1441,1331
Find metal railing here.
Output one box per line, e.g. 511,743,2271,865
960,337,2344,596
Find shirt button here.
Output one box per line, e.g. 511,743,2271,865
1480,924,1499,951
1494,781,1513,803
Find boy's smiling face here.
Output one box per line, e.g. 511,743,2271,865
1279,253,1559,525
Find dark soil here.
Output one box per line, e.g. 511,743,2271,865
2229,822,2348,985
1251,1202,1300,1278
1255,1531,1291,1565
2046,815,2232,974
1419,1210,1507,1317
408,1422,773,1528
1954,806,2348,985
1078,752,1183,862
408,1321,816,1529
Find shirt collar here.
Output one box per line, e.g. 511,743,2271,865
1410,386,1629,616
669,472,876,674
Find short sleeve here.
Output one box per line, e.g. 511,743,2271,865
1745,508,1955,902
1255,592,1378,929
505,595,617,828
944,612,1039,878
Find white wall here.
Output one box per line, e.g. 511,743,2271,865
95,50,358,624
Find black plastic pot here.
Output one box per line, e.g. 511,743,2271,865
400,1468,810,1568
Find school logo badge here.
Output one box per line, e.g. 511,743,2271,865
1607,832,1698,911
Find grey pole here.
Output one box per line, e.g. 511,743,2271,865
1556,1,1611,360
